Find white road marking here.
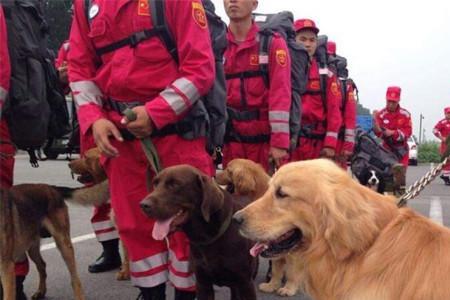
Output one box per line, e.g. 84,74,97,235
40,233,96,251
429,196,443,226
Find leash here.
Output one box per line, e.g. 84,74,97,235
397,153,450,207
122,109,162,175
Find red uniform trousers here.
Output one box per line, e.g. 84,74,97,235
0,119,29,276
290,137,324,162
223,142,270,171
101,110,213,290
80,133,118,242
440,142,450,177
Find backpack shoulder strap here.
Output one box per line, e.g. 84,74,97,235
258,32,273,88
84,0,92,26
149,0,178,64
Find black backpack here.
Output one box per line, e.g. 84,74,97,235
228,11,309,151
351,128,398,180
84,0,227,158
2,0,70,166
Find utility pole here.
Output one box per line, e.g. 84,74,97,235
419,114,424,144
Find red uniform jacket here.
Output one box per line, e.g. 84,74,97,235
224,23,291,149
433,118,450,154
341,80,357,152
68,0,215,135
55,40,70,69
0,6,10,105
375,106,412,151
302,59,342,149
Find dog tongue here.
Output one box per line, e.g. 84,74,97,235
152,215,177,240
250,242,268,257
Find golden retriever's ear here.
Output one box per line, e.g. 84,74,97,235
198,174,224,223
322,189,381,261
233,167,256,196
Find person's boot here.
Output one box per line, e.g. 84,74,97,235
174,289,196,300
16,275,28,300
136,283,166,300
440,174,450,185
88,239,121,273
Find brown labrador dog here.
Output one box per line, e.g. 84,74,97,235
140,165,257,300
0,182,108,300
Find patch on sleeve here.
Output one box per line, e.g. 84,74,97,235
331,81,339,96
138,0,150,16
192,2,207,29
276,49,287,67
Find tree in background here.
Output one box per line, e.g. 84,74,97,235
44,0,72,53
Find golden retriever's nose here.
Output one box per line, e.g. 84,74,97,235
232,210,245,225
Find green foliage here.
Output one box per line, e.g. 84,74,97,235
418,141,441,163
44,0,73,53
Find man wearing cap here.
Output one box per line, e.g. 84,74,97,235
222,0,291,171
433,107,450,185
291,19,342,161
327,40,357,169
373,86,412,167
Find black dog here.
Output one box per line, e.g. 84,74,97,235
140,165,258,300
356,168,386,194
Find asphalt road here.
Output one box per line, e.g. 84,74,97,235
12,154,450,300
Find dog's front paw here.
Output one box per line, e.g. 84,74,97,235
259,282,281,293
116,269,131,281
277,286,298,297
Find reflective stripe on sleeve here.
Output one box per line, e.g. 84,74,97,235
70,81,103,108
271,123,289,134
0,87,7,101
269,111,289,122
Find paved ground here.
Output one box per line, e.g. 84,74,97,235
12,155,450,300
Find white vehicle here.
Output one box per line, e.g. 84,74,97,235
408,136,418,166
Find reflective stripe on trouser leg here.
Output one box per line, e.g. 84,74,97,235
168,232,195,291
91,203,119,242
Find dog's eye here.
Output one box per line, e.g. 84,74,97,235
165,178,179,189
275,187,288,199
153,178,160,187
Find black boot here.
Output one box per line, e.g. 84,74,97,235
440,175,450,185
16,275,28,300
136,283,166,300
88,239,121,273
174,289,196,300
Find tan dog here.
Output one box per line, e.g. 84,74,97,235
216,159,269,200
0,182,109,300
234,159,450,300
217,159,304,296
68,148,130,281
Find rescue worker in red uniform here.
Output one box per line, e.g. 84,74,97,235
222,0,291,171
373,86,412,167
68,0,215,299
327,41,357,168
291,19,342,162
0,5,28,300
433,107,450,185
56,40,121,274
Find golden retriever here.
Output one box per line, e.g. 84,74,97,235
216,159,269,200
234,158,450,300
217,159,304,296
